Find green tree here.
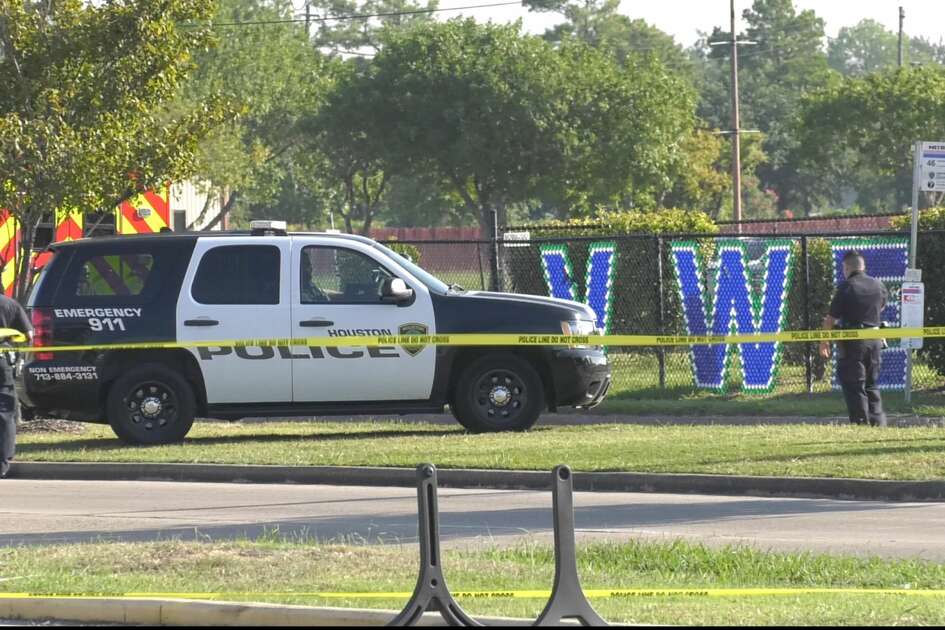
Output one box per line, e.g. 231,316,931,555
295,59,395,235
696,0,836,215
827,19,945,76
308,0,437,53
526,0,692,76
911,36,945,66
796,66,945,212
182,0,331,229
828,19,900,76
0,0,230,298
357,19,695,233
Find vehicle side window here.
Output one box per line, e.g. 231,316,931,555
300,246,393,304
192,245,280,305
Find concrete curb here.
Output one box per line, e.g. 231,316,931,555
0,597,532,626
11,461,945,501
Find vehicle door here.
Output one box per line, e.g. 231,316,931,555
177,237,292,404
290,238,436,402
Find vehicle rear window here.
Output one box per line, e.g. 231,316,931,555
53,244,176,307
75,254,154,296
191,245,280,305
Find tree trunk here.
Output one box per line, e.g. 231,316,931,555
202,190,239,231
187,192,215,230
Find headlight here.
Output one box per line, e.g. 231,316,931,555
560,320,599,336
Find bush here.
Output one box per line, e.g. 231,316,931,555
505,210,717,335
891,208,945,377
524,208,719,238
384,237,422,265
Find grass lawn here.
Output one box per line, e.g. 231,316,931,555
601,351,945,417
17,421,945,480
596,389,945,418
4,538,944,625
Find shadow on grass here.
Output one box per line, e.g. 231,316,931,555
17,428,465,453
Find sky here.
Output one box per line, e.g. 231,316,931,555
431,0,945,48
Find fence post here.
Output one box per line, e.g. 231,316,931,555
476,242,486,291
802,236,813,394
489,209,501,292
655,236,666,390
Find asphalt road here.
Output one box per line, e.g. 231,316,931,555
2,479,944,560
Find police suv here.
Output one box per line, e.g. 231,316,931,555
20,221,610,444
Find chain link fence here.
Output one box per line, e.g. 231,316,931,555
396,230,945,399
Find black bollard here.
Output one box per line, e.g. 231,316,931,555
533,465,608,626
387,464,482,627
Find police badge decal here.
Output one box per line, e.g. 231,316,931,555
399,323,428,357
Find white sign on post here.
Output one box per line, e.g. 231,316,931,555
919,142,945,193
900,281,925,350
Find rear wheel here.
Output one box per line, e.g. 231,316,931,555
450,353,544,433
106,363,195,445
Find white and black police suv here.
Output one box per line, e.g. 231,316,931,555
19,221,610,444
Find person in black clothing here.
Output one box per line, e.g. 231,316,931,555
820,251,888,427
0,294,31,478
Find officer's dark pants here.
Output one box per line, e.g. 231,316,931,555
837,339,886,427
0,364,15,475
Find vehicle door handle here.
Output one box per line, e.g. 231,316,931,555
300,319,334,328
184,318,220,327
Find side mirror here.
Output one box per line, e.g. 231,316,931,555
381,277,414,304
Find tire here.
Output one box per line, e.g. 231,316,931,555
450,352,545,433
106,363,196,445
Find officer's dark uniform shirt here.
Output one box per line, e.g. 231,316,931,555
0,294,30,476
0,296,31,335
828,271,887,328
827,269,888,427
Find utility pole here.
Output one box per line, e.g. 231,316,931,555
898,6,905,67
729,0,743,230
711,1,756,233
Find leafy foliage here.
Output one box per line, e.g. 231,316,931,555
182,0,330,229
355,19,696,233
383,237,421,264
0,0,231,297
522,208,719,238
891,210,945,376
696,0,836,215
526,0,693,77
796,67,945,212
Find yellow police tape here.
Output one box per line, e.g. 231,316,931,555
0,325,940,353
3,588,945,600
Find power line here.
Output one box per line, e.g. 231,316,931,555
188,1,523,28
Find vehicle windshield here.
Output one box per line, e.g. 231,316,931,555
372,243,451,295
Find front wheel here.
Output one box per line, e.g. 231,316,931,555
106,363,195,445
450,353,545,433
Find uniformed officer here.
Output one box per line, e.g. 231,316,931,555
819,251,888,427
0,293,32,478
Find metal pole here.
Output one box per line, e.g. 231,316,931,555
910,141,921,269
476,242,486,291
898,7,905,68
802,236,813,394
489,209,501,292
730,0,743,233
906,141,921,402
656,236,666,390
